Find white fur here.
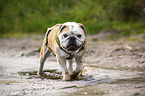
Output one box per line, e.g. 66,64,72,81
38,22,86,80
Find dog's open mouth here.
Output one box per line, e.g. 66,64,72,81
67,44,78,51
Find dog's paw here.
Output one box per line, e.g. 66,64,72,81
71,75,78,80
71,74,78,80
70,70,81,80
63,73,72,81
37,72,44,76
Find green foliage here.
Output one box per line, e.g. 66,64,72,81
0,0,145,37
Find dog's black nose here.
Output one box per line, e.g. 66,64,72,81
69,36,76,41
69,36,76,45
67,36,78,51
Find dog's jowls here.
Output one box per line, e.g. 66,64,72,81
37,22,87,80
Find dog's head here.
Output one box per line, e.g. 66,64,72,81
57,22,87,51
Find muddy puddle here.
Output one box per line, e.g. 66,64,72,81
0,56,142,96
18,69,62,80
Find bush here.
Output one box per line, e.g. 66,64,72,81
0,0,145,37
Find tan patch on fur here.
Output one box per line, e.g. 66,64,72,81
60,27,69,34
47,26,60,53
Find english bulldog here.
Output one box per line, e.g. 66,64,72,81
37,22,87,80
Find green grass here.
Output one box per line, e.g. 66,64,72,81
0,0,145,38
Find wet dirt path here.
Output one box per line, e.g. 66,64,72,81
0,35,145,96
0,56,140,96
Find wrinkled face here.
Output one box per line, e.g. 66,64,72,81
58,22,86,51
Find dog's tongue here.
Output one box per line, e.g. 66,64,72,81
68,44,76,49
70,45,74,47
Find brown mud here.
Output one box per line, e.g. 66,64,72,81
0,33,145,96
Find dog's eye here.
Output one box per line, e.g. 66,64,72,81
77,34,82,38
63,34,68,38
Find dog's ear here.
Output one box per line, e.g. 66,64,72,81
78,23,87,34
59,24,67,34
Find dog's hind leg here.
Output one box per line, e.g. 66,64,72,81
37,47,50,75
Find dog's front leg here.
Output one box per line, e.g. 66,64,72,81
71,57,83,79
68,59,73,75
57,57,71,80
